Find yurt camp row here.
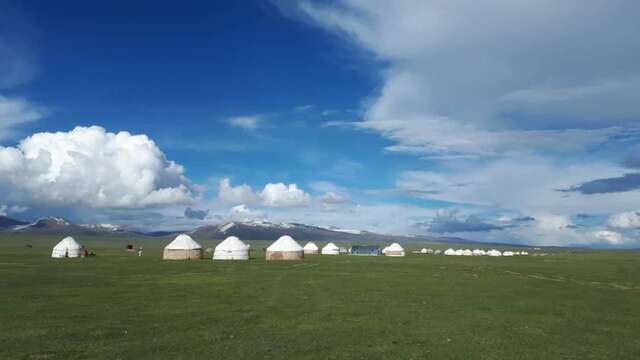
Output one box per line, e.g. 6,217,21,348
50,235,408,260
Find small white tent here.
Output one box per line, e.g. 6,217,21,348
303,242,319,255
487,249,502,257
266,235,304,260
434,249,442,255
462,249,473,256
472,249,483,256
51,236,84,258
213,236,249,260
503,251,514,257
384,243,405,257
444,248,456,256
420,248,428,254
455,249,464,256
321,242,340,255
163,234,203,260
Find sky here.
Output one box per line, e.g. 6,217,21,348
1,0,640,247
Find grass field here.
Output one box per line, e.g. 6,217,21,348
1,234,639,359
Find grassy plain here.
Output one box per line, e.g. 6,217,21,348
1,234,639,359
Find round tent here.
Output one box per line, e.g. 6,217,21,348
384,243,405,257
444,248,456,256
420,248,428,254
266,235,304,261
487,249,502,257
472,249,484,256
303,242,319,255
213,236,249,260
455,249,464,256
321,242,340,255
503,251,514,257
462,249,473,256
163,234,203,260
51,236,84,258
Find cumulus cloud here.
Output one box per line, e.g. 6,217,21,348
217,178,259,204
229,204,264,222
608,210,640,229
260,182,311,207
226,115,262,130
319,191,349,204
0,95,45,139
184,207,209,220
593,230,626,245
0,126,193,208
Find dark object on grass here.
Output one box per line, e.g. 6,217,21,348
25,244,32,248
350,245,381,256
126,244,135,252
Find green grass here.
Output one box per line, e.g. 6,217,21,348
1,234,639,359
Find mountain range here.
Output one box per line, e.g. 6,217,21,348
0,215,489,245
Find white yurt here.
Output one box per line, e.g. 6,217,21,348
266,235,304,260
381,246,388,255
521,251,529,256
434,249,442,255
487,249,502,257
213,236,249,260
444,248,456,256
472,249,483,256
420,248,428,254
51,236,84,258
384,243,405,257
462,249,473,256
163,234,203,260
455,249,464,256
303,242,319,255
321,242,340,255
503,251,515,257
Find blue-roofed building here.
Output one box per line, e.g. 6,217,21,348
350,245,381,256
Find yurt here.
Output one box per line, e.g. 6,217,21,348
444,248,456,256
420,248,428,254
472,249,483,256
487,249,502,257
321,242,340,255
381,246,389,255
266,235,304,260
162,234,203,260
384,243,405,257
303,242,319,255
455,249,464,256
51,236,84,258
434,249,442,255
462,249,473,256
503,251,514,257
213,236,249,260
521,251,529,256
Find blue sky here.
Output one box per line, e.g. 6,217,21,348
2,0,640,247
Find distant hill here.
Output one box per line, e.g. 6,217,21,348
0,215,531,247
0,216,28,229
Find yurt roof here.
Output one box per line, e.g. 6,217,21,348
53,236,82,250
165,234,202,250
322,242,339,250
303,242,319,250
216,236,248,251
267,235,303,252
386,243,404,251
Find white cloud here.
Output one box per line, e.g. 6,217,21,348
260,182,311,207
0,204,27,217
608,210,640,229
218,178,259,204
285,0,640,157
319,191,349,204
594,230,626,245
229,204,265,222
0,95,45,139
0,126,193,208
395,157,640,216
226,115,262,130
